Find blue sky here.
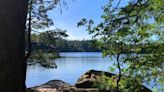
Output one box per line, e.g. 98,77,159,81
48,0,129,40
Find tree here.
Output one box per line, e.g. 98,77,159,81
0,0,68,91
78,0,164,91
38,29,68,49
25,0,68,61
0,0,28,91
27,29,68,68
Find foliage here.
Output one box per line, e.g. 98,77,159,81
25,0,70,68
28,49,58,68
37,28,68,47
27,0,68,29
27,29,68,68
78,0,164,91
55,39,100,52
30,35,100,52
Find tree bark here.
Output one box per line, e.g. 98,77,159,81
0,0,28,92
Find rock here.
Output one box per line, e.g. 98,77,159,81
27,70,152,92
75,70,152,92
41,80,71,89
75,70,114,88
26,80,72,92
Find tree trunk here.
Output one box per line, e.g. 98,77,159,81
0,0,28,92
116,52,122,92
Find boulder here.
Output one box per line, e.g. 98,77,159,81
26,80,73,92
75,70,114,88
75,70,152,92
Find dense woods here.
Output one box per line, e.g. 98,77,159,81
30,33,164,53
29,39,100,52
40,39,100,52
29,31,100,52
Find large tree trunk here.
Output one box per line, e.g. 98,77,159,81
0,0,28,92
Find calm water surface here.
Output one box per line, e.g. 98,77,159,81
26,52,114,87
26,52,160,91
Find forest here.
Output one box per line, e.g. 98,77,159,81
29,32,100,52
0,0,163,92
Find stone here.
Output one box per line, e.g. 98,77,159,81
75,70,152,92
75,70,114,88
26,80,72,92
27,70,152,92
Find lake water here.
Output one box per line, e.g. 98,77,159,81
26,52,160,91
26,52,114,88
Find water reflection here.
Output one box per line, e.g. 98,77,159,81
26,52,113,87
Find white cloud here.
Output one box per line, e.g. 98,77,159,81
52,20,91,40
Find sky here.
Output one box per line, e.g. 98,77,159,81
48,0,129,40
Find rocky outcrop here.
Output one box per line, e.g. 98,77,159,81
26,80,73,92
75,70,152,92
75,70,115,88
27,70,152,92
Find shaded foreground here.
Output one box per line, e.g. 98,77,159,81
27,70,152,92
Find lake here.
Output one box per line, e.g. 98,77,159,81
26,52,160,91
26,52,114,87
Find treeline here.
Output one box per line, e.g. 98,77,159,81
28,31,100,52
30,39,100,52
55,39,100,52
